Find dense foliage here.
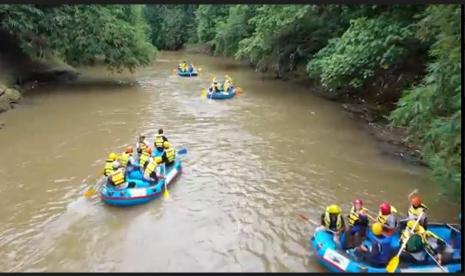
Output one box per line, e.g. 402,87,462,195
143,5,197,50
0,4,155,72
389,6,461,195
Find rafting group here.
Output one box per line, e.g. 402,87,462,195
177,60,198,76
311,193,462,272
102,129,175,188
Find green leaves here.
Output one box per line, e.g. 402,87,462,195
0,4,155,72
306,15,416,91
389,5,461,197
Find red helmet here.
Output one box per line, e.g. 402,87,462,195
380,202,391,215
354,199,363,206
410,196,422,207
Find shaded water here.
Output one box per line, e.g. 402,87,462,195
0,51,460,272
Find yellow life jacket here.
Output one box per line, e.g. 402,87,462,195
144,160,158,178
154,135,165,148
323,212,343,232
377,206,397,225
165,147,175,163
118,153,131,167
110,169,125,186
348,206,367,226
401,223,433,245
104,159,114,176
138,141,149,153
408,204,428,218
139,152,150,168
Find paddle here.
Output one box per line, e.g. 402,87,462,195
84,174,105,198
162,162,170,200
297,213,338,235
386,212,424,273
161,147,187,200
424,246,447,272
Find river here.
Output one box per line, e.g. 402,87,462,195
0,51,460,272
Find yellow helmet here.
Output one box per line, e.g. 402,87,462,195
163,141,170,149
108,152,117,161
326,204,341,215
371,222,383,235
154,156,163,163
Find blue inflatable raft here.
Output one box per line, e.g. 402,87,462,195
177,66,198,77
100,149,182,207
310,223,462,273
207,86,236,100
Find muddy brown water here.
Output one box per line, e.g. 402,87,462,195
0,51,460,272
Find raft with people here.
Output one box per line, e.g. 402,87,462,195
177,60,198,77
311,223,462,272
100,156,182,207
84,129,187,207
306,196,462,273
203,75,239,100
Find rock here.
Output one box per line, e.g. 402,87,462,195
5,88,21,102
0,96,10,113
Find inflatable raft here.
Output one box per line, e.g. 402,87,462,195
177,67,198,77
100,150,182,207
310,223,462,273
207,87,236,100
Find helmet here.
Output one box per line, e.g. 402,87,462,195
326,204,342,215
154,156,162,163
354,199,363,206
371,222,383,235
108,152,117,161
380,202,391,215
125,146,133,154
410,196,422,207
163,141,170,149
112,162,120,169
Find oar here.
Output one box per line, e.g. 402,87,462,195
297,213,338,235
84,174,105,198
162,162,170,200
424,246,447,272
161,147,187,200
201,88,207,99
235,86,244,96
386,212,424,273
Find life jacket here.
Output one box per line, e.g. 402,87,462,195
104,159,114,176
165,147,175,163
110,169,125,186
144,160,159,181
137,141,149,153
377,206,397,226
118,153,131,167
139,152,150,169
154,135,165,149
348,206,368,226
211,82,220,91
323,212,343,232
367,231,394,264
408,204,428,219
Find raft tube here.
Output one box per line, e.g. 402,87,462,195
177,67,198,77
207,86,236,100
100,157,182,207
310,223,462,273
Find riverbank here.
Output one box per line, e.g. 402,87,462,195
185,44,427,167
